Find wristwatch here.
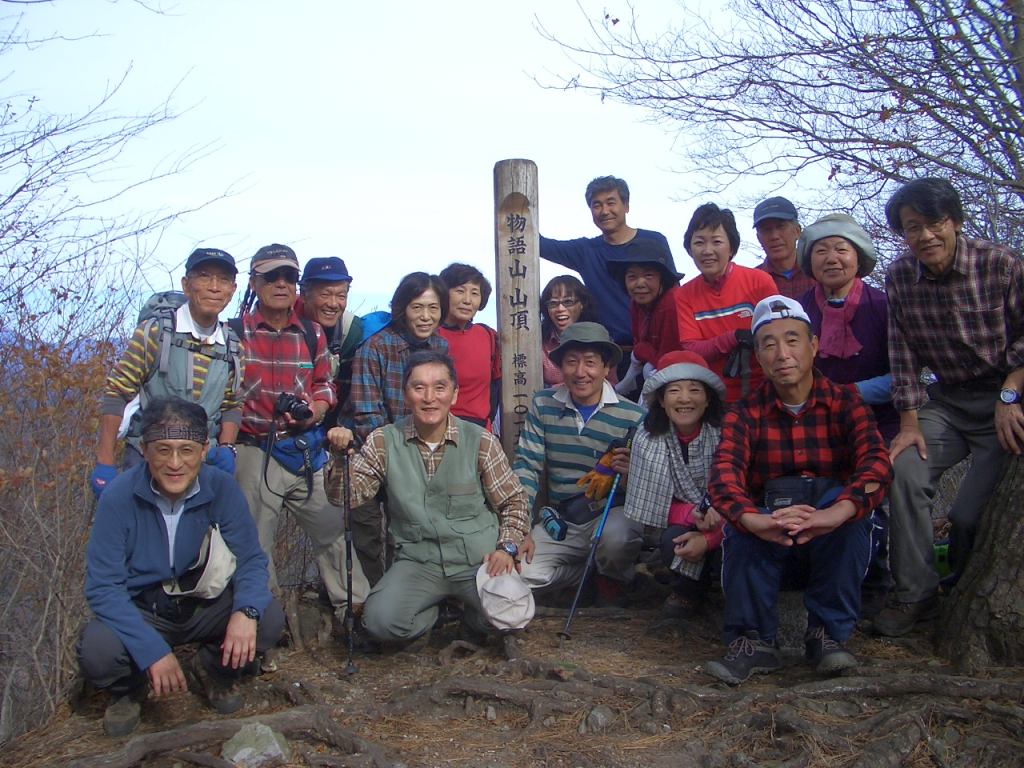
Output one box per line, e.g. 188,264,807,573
222,444,238,456
999,388,1021,405
239,606,260,621
498,541,519,559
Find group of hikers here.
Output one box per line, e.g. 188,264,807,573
80,174,1024,737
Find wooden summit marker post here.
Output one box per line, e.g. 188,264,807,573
494,159,541,461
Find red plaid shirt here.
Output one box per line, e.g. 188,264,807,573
238,307,337,439
886,236,1024,411
709,372,892,529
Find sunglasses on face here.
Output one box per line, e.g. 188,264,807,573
260,269,299,285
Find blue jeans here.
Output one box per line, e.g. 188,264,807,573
721,491,873,644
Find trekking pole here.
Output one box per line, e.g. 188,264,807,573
558,470,625,647
342,449,358,676
558,431,635,647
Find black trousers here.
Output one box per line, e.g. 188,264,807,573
77,586,285,694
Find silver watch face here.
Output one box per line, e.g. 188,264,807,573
1001,389,1020,404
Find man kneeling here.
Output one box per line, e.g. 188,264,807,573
326,351,530,647
78,397,284,736
705,297,892,684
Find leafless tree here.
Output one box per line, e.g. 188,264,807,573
0,3,226,741
540,0,1024,251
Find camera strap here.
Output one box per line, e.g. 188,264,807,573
261,418,315,503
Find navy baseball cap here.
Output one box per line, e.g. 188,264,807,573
185,248,237,274
302,256,353,284
752,197,799,227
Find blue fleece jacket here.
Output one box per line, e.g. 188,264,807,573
84,463,272,671
540,229,673,345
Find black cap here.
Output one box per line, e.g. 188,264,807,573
185,248,237,274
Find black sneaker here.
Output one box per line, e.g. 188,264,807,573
190,654,243,715
102,687,146,737
872,596,940,637
804,626,857,674
704,631,783,685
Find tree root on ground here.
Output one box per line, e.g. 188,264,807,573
66,705,392,768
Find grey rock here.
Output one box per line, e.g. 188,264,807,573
543,716,556,727
486,705,497,721
792,697,827,715
221,723,291,768
642,721,660,735
825,700,861,718
586,704,614,732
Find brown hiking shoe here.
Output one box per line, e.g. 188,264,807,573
190,654,243,714
872,596,940,637
102,688,146,737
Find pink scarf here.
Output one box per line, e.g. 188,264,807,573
816,278,863,359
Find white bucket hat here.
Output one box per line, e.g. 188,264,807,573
475,564,536,631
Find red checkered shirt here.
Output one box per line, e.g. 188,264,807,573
238,308,337,439
885,235,1024,411
757,259,818,299
709,372,892,529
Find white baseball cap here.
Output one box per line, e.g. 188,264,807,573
751,295,812,335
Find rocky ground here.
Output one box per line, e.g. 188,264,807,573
5,562,1024,768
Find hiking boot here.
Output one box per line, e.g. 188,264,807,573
704,631,783,685
401,627,433,654
102,688,146,737
662,590,700,619
190,654,244,715
595,575,631,608
859,589,888,622
872,596,940,637
804,626,857,675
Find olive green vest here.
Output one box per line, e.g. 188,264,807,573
382,417,498,575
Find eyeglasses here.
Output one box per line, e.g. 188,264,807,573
189,271,236,287
260,269,300,285
903,218,950,240
545,298,579,310
150,443,203,462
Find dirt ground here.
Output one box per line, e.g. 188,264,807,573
5,566,1024,768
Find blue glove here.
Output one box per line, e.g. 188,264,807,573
90,463,118,500
206,446,236,475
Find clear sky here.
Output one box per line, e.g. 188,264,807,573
9,0,783,326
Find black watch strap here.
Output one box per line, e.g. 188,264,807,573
240,606,260,621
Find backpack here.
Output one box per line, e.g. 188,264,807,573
227,314,318,363
127,291,243,448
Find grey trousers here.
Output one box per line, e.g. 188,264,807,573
235,444,370,609
518,507,644,592
362,558,490,643
350,497,387,587
77,589,285,693
888,393,1006,602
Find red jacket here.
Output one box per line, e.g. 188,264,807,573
632,284,682,366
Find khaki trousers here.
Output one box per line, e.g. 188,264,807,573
236,444,369,609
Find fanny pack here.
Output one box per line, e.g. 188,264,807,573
761,476,842,511
557,492,621,527
263,425,328,475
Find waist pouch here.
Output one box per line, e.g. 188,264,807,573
134,586,208,624
761,476,842,511
263,426,328,475
557,491,623,526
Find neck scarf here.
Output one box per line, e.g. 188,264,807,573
815,277,863,359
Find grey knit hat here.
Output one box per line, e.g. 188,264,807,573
797,214,877,278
